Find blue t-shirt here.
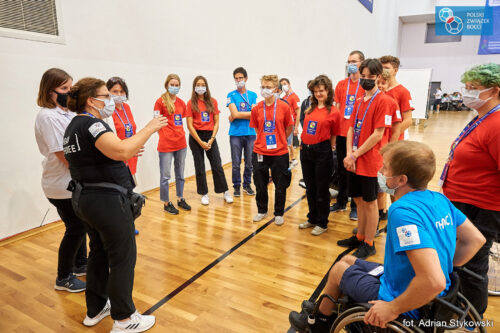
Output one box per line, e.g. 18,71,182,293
226,89,257,136
378,190,466,319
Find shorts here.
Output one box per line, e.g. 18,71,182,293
287,133,293,146
339,259,382,302
433,98,442,106
348,172,378,202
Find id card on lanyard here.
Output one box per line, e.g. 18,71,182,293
438,103,500,187
263,99,277,149
239,92,251,111
174,114,183,126
352,90,380,151
344,79,360,120
201,111,210,122
115,105,134,138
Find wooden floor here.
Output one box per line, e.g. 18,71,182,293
1,110,499,332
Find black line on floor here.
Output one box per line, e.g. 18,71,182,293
143,194,307,315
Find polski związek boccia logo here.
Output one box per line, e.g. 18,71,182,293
439,8,464,35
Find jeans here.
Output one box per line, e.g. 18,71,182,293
336,136,357,210
252,152,289,216
47,198,87,280
159,148,187,202
189,130,229,195
230,135,255,188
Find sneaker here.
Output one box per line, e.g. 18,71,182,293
329,188,339,198
352,227,381,238
349,209,358,221
275,216,284,226
337,235,362,248
73,264,87,277
164,202,179,215
201,194,209,205
177,198,191,211
298,179,306,189
330,202,346,212
83,299,111,327
289,159,298,168
301,300,316,314
298,221,314,229
353,242,376,259
311,226,327,236
379,210,388,220
242,185,255,196
223,191,233,203
233,187,241,197
289,311,335,333
110,311,155,333
54,274,86,293
253,212,268,222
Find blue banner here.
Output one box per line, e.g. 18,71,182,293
479,0,500,54
435,6,493,35
358,0,373,13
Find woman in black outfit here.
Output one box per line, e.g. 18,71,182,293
64,77,167,332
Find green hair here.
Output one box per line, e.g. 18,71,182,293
461,63,500,88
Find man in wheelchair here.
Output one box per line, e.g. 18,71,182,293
289,141,485,332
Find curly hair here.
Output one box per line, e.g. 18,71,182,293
461,63,500,93
306,75,334,114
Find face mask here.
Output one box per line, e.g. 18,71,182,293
195,86,207,95
360,78,376,91
281,84,289,93
111,95,127,104
236,80,246,89
347,64,358,74
168,86,180,95
462,87,493,110
92,97,115,118
377,172,399,196
53,90,68,108
260,88,274,99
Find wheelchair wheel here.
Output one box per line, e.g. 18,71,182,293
330,306,423,333
443,293,487,333
488,242,500,296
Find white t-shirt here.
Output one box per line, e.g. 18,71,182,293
34,107,75,199
435,89,443,99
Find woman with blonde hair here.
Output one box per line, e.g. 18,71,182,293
154,74,191,214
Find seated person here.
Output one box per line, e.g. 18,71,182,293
289,140,485,332
441,93,450,110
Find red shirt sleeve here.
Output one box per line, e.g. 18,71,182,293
334,81,342,104
250,105,258,129
154,99,164,116
185,101,193,118
399,88,414,112
213,98,220,115
373,97,389,129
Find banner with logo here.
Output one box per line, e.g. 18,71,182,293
435,6,493,36
478,0,500,54
358,0,373,13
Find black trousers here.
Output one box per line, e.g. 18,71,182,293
300,141,333,229
252,152,289,216
74,189,136,320
335,136,357,210
452,201,500,316
47,198,87,279
189,131,229,195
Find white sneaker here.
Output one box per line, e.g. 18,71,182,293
289,159,298,168
223,191,233,203
311,226,327,236
253,213,267,222
275,216,284,226
299,221,314,229
83,299,111,326
329,188,339,198
110,311,155,333
201,195,209,205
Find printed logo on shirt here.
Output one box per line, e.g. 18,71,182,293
435,214,454,230
385,115,392,126
226,97,232,106
409,100,415,108
174,114,182,126
396,110,401,119
396,225,421,247
306,120,318,135
88,122,106,138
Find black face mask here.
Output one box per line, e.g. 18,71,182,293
53,90,68,108
360,78,376,91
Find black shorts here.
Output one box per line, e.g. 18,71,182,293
433,98,442,106
339,259,382,302
348,172,378,202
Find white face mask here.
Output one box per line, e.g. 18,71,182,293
195,86,207,95
92,97,115,118
462,87,493,110
377,172,399,196
281,84,289,93
236,80,246,89
261,88,274,99
111,95,127,104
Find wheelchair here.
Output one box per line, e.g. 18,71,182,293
292,269,486,333
489,241,500,296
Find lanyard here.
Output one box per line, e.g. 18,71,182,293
439,103,500,186
114,105,132,128
354,89,380,129
263,98,277,128
82,111,95,118
239,92,250,107
345,78,360,105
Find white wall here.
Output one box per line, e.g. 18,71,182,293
0,0,405,239
399,22,499,94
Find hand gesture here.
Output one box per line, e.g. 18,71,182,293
146,115,168,132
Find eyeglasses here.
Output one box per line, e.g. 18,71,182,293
96,94,111,98
347,61,361,64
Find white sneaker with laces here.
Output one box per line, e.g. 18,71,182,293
223,191,233,203
275,216,284,226
83,299,111,326
253,213,267,222
298,221,314,229
201,195,209,205
311,226,327,236
289,159,298,168
110,311,155,333
329,188,339,198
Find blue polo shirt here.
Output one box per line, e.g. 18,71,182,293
226,89,257,136
378,190,466,319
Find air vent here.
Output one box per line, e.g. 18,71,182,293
0,0,59,36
